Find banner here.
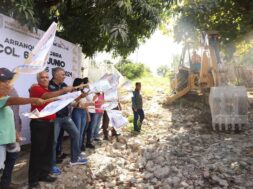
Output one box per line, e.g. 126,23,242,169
0,14,82,143
89,79,112,93
14,22,57,74
107,110,128,129
24,91,81,119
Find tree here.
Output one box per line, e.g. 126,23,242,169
157,65,170,77
0,0,174,57
169,0,253,59
115,59,148,80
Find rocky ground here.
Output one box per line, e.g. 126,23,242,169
11,88,253,189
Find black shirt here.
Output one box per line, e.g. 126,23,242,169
48,79,69,118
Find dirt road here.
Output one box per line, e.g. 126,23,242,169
12,89,253,189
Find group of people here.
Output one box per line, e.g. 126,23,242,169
0,67,145,189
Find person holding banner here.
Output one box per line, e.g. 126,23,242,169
102,103,122,140
83,81,96,150
28,71,75,188
132,82,145,132
71,78,93,152
91,92,104,141
48,67,87,175
0,68,44,189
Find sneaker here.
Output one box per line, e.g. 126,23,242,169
81,145,86,151
86,143,95,149
94,138,101,141
56,157,63,164
51,166,61,175
112,133,121,137
39,175,57,182
58,153,69,159
79,152,86,159
28,182,39,189
0,183,21,189
70,157,88,166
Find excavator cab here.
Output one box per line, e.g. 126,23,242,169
169,43,202,102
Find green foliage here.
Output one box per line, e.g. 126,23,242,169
0,0,38,29
132,74,171,97
128,115,134,123
157,65,170,77
169,0,253,59
1,0,175,57
115,59,147,80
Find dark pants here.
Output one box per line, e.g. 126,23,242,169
85,113,94,145
56,128,64,156
133,109,145,131
102,111,117,138
29,119,54,184
0,152,18,187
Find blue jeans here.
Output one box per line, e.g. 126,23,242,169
90,113,103,139
53,117,80,165
0,152,18,186
71,108,87,151
133,109,145,131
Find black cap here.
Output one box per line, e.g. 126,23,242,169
0,68,15,82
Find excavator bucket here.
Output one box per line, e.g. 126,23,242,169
209,86,248,131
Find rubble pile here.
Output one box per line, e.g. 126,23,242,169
20,90,253,189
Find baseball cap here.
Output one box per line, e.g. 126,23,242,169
0,68,15,82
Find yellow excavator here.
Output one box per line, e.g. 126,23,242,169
168,31,248,131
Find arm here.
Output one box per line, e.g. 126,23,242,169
41,86,73,99
86,109,91,123
93,95,98,102
74,92,88,102
132,91,137,111
6,97,45,106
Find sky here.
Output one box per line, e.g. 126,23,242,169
94,30,182,74
129,30,182,72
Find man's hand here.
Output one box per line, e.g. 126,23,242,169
62,86,74,93
31,98,45,106
134,108,137,112
16,132,21,142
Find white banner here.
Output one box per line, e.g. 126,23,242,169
89,79,112,93
14,22,57,74
24,91,81,119
0,14,82,143
107,110,128,129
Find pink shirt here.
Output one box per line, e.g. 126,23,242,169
95,94,104,113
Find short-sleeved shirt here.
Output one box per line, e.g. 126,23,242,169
95,94,104,113
0,96,16,145
132,90,143,109
29,84,56,121
86,94,95,114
